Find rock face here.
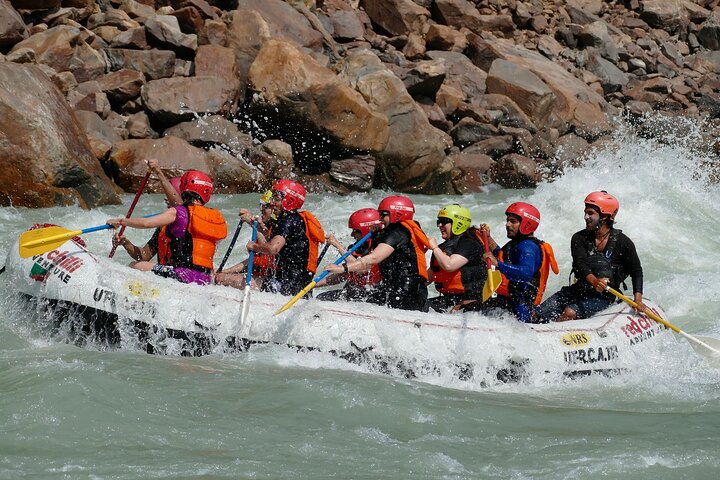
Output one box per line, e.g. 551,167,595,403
0,63,119,208
2,0,720,203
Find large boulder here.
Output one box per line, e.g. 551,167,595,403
8,25,106,83
141,76,242,126
248,39,389,152
339,49,453,193
359,0,430,36
467,35,613,139
0,63,119,208
0,1,27,49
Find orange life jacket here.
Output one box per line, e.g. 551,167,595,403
187,205,228,270
399,220,432,280
496,238,559,305
298,210,325,274
431,228,485,295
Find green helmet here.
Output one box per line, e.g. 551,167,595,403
438,204,472,235
260,190,273,204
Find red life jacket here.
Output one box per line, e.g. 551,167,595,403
298,210,325,274
431,227,485,295
496,238,559,305
347,239,382,286
399,220,432,280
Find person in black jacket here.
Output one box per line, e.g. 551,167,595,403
536,191,647,322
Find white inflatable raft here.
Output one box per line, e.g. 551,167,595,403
4,235,673,385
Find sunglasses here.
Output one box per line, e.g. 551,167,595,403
436,217,452,226
351,229,362,236
379,211,390,218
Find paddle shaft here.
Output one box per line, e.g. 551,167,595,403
109,171,151,258
606,286,720,356
275,231,373,315
217,221,244,273
240,221,258,326
316,242,331,268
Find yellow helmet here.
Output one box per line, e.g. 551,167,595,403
260,190,273,204
437,204,472,235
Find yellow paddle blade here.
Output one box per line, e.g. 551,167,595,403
19,226,81,258
275,281,317,315
482,267,502,302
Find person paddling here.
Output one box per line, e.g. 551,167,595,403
536,191,645,322
247,179,325,297
316,208,384,303
327,195,431,312
215,191,277,289
465,202,558,322
108,170,228,285
427,204,487,313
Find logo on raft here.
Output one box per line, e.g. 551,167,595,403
621,315,665,346
563,345,619,365
30,250,84,284
560,332,591,348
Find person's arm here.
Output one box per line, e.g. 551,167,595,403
108,207,176,229
326,233,346,255
112,233,155,261
497,241,541,281
248,234,285,256
430,247,470,272
220,259,249,275
147,159,182,206
326,243,394,274
620,234,646,311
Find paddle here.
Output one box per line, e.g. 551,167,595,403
316,241,331,269
217,221,244,273
606,286,720,363
108,170,151,258
240,220,259,327
19,224,113,258
481,230,503,302
275,231,373,315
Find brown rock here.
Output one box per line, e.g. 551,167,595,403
107,136,211,191
0,1,27,49
141,76,242,126
75,110,122,162
249,39,389,152
195,44,237,80
164,115,253,156
0,63,119,208
359,0,429,36
95,69,145,106
235,0,323,51
490,153,538,188
109,27,148,49
425,23,467,52
340,48,453,193
105,48,176,80
486,59,555,128
448,150,494,193
426,50,487,102
329,155,376,192
434,0,515,36
328,9,364,40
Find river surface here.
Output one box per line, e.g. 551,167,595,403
1,129,719,478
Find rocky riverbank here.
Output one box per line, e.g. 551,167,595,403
1,0,720,208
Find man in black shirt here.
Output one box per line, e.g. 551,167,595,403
536,191,646,322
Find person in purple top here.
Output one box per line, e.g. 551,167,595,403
109,168,227,285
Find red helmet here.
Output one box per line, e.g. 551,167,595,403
348,208,381,236
169,177,182,196
585,190,619,220
180,170,213,204
505,202,540,235
378,195,414,223
272,179,306,211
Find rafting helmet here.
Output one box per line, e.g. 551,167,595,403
584,191,619,221
180,170,213,204
348,208,381,236
260,190,273,205
505,202,540,235
378,195,415,223
437,204,472,235
272,179,305,211
169,177,182,196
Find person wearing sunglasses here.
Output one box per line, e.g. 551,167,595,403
427,204,487,313
326,195,431,312
215,191,278,289
316,208,384,303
